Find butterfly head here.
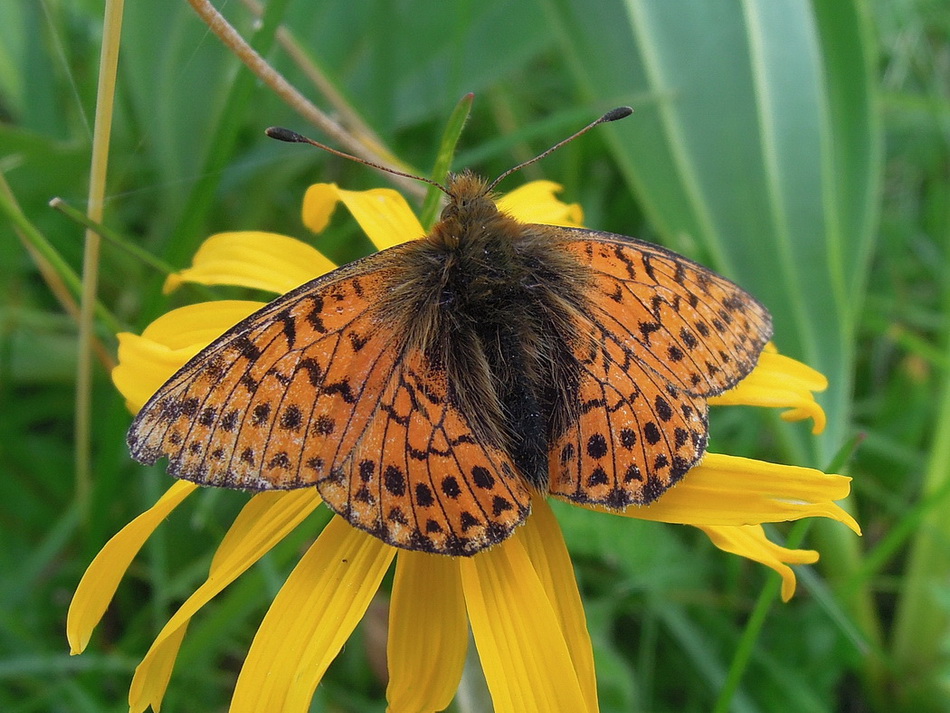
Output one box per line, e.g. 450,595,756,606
442,171,495,214
427,171,517,250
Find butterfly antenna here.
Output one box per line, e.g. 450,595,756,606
486,106,633,193
265,127,453,198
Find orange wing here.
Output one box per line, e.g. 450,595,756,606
542,228,772,508
561,229,773,396
314,348,531,555
128,250,531,555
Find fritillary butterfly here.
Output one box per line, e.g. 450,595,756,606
128,109,772,556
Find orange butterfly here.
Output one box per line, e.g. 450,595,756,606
128,108,772,556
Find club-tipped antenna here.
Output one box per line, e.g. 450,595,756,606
265,126,453,198
486,106,633,193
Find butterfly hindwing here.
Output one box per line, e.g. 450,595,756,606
549,311,708,507
315,348,531,555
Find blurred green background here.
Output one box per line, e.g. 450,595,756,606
2,0,948,711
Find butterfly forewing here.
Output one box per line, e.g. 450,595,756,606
128,254,397,487
558,229,772,397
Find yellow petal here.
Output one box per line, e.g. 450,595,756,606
128,626,187,713
699,524,819,601
209,490,322,572
711,351,828,434
230,516,396,713
302,183,425,250
386,552,467,713
460,534,591,713
138,300,264,350
112,301,263,413
112,332,197,414
129,490,322,713
518,498,597,709
581,453,860,533
163,232,336,295
66,481,197,654
496,181,584,226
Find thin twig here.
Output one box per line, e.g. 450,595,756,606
187,0,425,198
240,0,395,164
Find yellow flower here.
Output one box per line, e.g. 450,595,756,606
69,181,859,713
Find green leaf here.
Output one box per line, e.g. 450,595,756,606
543,0,882,466
420,92,474,227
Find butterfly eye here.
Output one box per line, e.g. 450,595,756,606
440,203,460,221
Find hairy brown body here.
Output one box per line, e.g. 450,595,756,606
378,171,589,489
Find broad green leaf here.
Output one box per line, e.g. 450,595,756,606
543,0,882,465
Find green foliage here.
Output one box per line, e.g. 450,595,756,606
1,0,948,711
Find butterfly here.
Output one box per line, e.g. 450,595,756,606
127,108,772,556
